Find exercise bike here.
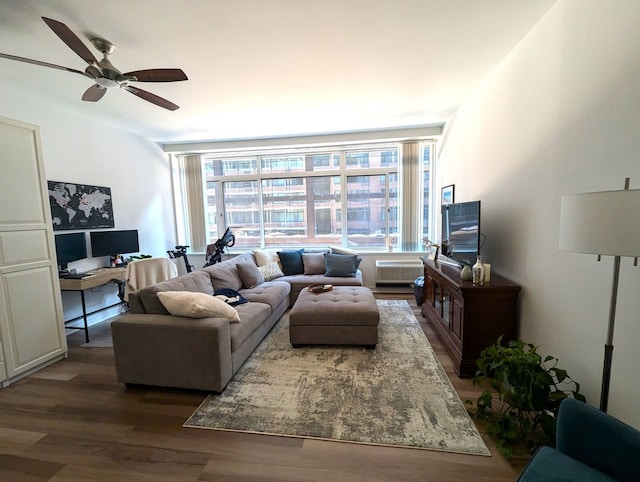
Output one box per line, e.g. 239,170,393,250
203,227,235,267
167,245,195,273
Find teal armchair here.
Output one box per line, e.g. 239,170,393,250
518,398,640,481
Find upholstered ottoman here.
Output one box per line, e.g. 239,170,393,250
289,286,379,348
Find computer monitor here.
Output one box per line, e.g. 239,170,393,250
90,229,140,257
54,232,87,271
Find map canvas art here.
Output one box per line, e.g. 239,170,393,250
48,181,115,230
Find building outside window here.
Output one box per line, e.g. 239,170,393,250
182,139,434,251
422,144,431,247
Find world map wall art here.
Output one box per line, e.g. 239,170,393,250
48,180,115,230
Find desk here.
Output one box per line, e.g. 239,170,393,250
59,267,126,342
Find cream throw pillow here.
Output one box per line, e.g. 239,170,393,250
257,261,284,281
157,291,240,322
252,249,281,267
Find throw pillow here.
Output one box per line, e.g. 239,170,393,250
329,245,359,255
237,261,264,288
157,291,240,322
302,252,326,275
214,288,248,307
205,260,244,291
257,261,284,281
324,253,361,277
252,249,281,267
277,249,304,276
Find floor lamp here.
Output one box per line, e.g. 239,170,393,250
559,178,640,413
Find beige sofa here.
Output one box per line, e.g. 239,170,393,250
111,252,363,392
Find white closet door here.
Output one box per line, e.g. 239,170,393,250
0,116,66,384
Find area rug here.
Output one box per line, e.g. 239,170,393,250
184,300,490,455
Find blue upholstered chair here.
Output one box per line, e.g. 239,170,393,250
518,398,640,481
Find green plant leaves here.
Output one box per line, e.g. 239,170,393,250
466,337,586,459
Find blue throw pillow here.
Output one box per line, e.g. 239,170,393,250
324,253,361,277
278,249,304,275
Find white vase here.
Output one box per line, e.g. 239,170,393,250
472,255,485,286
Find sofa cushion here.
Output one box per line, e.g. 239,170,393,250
324,253,362,277
278,249,304,275
205,262,243,291
252,248,280,267
229,302,272,352
241,280,291,313
202,253,254,291
157,291,240,322
136,271,214,314
302,252,326,275
237,261,264,288
258,261,284,281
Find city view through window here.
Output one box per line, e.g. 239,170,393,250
200,143,431,251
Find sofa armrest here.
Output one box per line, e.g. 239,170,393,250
557,398,640,482
111,313,233,392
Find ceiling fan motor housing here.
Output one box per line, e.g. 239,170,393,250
90,37,115,55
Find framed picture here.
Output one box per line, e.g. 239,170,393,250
427,244,439,261
441,184,455,205
48,180,115,230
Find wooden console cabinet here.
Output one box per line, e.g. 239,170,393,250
420,257,521,378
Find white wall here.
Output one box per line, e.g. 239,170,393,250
0,81,176,322
438,0,640,426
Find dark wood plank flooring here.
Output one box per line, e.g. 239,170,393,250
0,295,526,481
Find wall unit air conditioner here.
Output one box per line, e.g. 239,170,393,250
375,260,423,288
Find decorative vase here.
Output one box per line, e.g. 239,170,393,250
460,265,472,281
472,255,485,286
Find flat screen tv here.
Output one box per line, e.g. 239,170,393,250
55,232,87,270
90,229,140,257
441,200,481,266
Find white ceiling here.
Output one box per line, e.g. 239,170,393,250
0,0,556,144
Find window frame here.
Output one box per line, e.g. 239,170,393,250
173,139,436,252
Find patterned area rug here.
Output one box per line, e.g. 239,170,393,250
184,300,489,455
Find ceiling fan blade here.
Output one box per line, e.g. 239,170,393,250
42,17,99,66
82,84,107,102
123,69,188,82
123,85,179,111
0,52,90,77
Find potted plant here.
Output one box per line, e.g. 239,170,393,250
465,337,586,459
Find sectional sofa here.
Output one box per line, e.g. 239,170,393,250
111,250,363,392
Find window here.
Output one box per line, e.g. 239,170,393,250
182,139,435,251
220,180,259,248
346,175,388,246
422,144,432,247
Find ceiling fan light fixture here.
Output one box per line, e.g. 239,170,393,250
95,77,120,89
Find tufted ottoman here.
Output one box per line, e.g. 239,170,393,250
289,286,379,348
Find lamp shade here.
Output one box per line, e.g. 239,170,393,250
559,189,640,257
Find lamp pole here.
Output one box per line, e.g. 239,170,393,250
600,254,620,413
599,177,629,413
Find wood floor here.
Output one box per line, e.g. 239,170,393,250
0,295,526,481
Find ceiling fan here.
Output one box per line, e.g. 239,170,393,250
0,17,188,111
